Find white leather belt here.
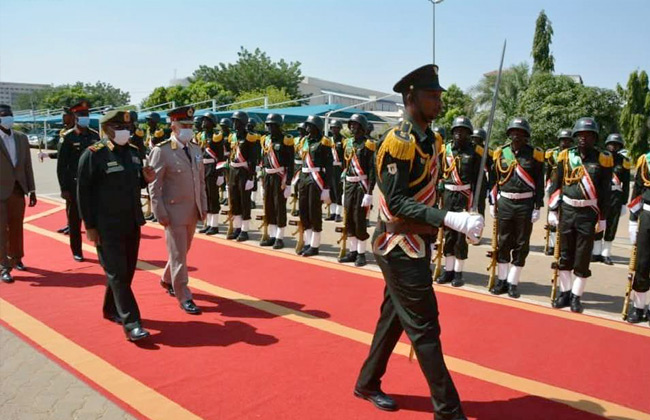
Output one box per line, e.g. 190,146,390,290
500,191,533,200
302,167,322,173
203,158,215,164
265,167,285,174
346,175,367,183
563,197,597,207
444,184,471,192
611,185,623,192
294,160,303,165
644,203,650,212
231,162,248,168
224,152,231,157
333,162,343,166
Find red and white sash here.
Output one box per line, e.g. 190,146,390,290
611,173,623,191
445,150,472,209
628,196,643,214
304,152,326,191
350,153,369,192
515,165,536,190
580,171,600,216
205,147,218,162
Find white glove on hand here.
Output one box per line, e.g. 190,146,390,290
245,180,254,191
620,204,627,216
444,212,485,243
361,194,373,208
596,219,606,233
216,176,225,186
548,211,559,227
531,209,541,223
321,189,331,204
283,187,292,199
629,221,638,245
489,205,496,218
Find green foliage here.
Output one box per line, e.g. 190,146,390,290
192,47,303,99
141,81,234,110
15,81,130,111
618,70,650,159
234,86,296,110
435,84,473,133
532,10,555,73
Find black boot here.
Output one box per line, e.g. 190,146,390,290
451,272,464,287
338,251,358,263
570,293,584,313
298,245,310,256
198,225,210,234
205,227,219,235
603,256,614,265
236,231,249,242
302,247,319,257
627,307,648,324
227,228,241,240
436,270,454,285
355,253,367,267
490,279,508,295
272,239,285,249
507,283,520,299
552,291,571,308
260,237,276,247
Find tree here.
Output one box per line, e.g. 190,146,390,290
141,80,234,110
435,84,473,132
618,70,650,159
15,82,129,111
531,10,555,73
233,86,296,110
192,47,303,99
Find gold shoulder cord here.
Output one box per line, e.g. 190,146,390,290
441,148,460,179
262,136,272,155
344,142,355,163
641,158,650,186
495,155,516,186
562,155,584,186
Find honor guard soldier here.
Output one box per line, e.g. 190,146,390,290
297,115,333,256
149,106,207,315
193,115,203,135
226,111,259,241
548,117,613,313
219,118,233,205
593,133,631,264
489,117,544,298
337,114,376,266
128,111,147,160
145,112,163,148
77,110,155,341
355,64,482,419
290,122,307,216
259,114,294,249
57,100,100,262
626,151,650,324
197,112,226,235
247,116,262,207
326,119,344,222
436,116,483,286
469,128,492,217
544,129,574,255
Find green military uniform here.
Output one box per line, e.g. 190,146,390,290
327,120,345,222
198,129,226,234
549,118,613,313
543,129,573,255
77,110,149,341
490,118,545,298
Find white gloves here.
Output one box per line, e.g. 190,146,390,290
321,189,331,204
596,219,606,233
283,186,292,199
245,180,254,191
361,194,373,208
548,211,559,227
216,176,225,186
444,212,485,244
629,221,638,245
489,205,496,218
531,209,541,223
620,204,627,216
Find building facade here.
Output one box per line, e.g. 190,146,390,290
0,82,51,108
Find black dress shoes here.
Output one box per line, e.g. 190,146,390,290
205,227,219,235
236,231,249,242
436,270,454,285
335,215,343,223
272,239,285,249
490,279,509,295
627,307,648,324
338,251,358,263
552,291,571,309
324,214,336,221
507,284,520,298
227,228,241,240
298,245,310,256
1,270,14,283
14,260,26,271
354,388,398,412
73,254,84,262
125,326,150,342
57,225,70,234
160,280,175,297
570,293,584,313
603,256,614,265
354,253,367,267
180,300,202,315
302,247,319,257
260,237,276,247
451,272,465,288
198,225,210,234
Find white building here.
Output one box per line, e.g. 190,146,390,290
0,82,51,108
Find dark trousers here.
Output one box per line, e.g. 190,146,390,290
331,164,343,205
66,191,83,256
497,216,533,267
228,167,251,220
205,173,221,214
0,183,26,271
263,173,288,228
98,228,142,331
298,180,323,232
633,210,650,293
595,200,623,242
558,204,597,278
344,182,369,241
357,245,464,420
442,190,470,259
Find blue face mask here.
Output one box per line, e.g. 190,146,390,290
0,116,14,130
77,116,90,127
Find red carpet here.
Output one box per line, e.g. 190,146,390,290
2,201,649,420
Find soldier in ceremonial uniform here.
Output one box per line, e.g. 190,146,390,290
355,65,482,419
149,106,207,315
57,100,100,262
219,118,233,205
489,118,544,298
197,112,226,235
297,115,333,257
543,129,573,255
337,114,375,267
259,114,294,249
436,116,483,286
290,122,307,217
226,111,259,242
548,117,613,313
77,110,154,341
469,127,492,217
326,119,344,222
592,133,631,264
626,151,650,324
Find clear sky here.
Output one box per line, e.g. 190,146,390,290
1,0,648,106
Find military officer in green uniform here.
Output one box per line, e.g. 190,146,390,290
626,151,650,324
436,116,483,287
337,114,375,267
57,100,100,262
592,133,631,264
543,129,573,255
489,118,544,298
548,117,613,313
77,110,155,341
259,114,294,249
470,127,492,217
297,115,333,257
355,64,482,420
326,119,344,222
226,111,259,242
197,112,225,235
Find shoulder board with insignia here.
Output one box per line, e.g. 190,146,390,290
557,148,569,162
365,139,376,152
135,128,144,137
156,139,171,147
378,121,416,161
212,132,223,143
533,147,544,162
622,157,632,170
283,135,294,146
246,133,259,143
475,144,484,156
599,151,614,168
88,142,105,152
321,137,334,147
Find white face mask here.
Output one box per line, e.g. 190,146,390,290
177,128,193,143
77,116,90,127
112,130,130,146
0,116,14,130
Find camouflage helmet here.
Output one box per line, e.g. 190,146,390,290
556,128,573,140
231,111,249,125
265,113,283,126
305,115,324,133
506,117,531,136
203,112,217,125
219,118,232,128
605,133,624,146
451,116,473,133
330,119,342,128
348,113,369,132
145,112,161,123
433,126,446,140
572,117,599,136
470,128,487,141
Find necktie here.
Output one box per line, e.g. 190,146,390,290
183,146,192,163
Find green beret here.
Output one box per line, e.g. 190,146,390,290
100,110,131,124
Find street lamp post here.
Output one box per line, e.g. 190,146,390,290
428,0,445,63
